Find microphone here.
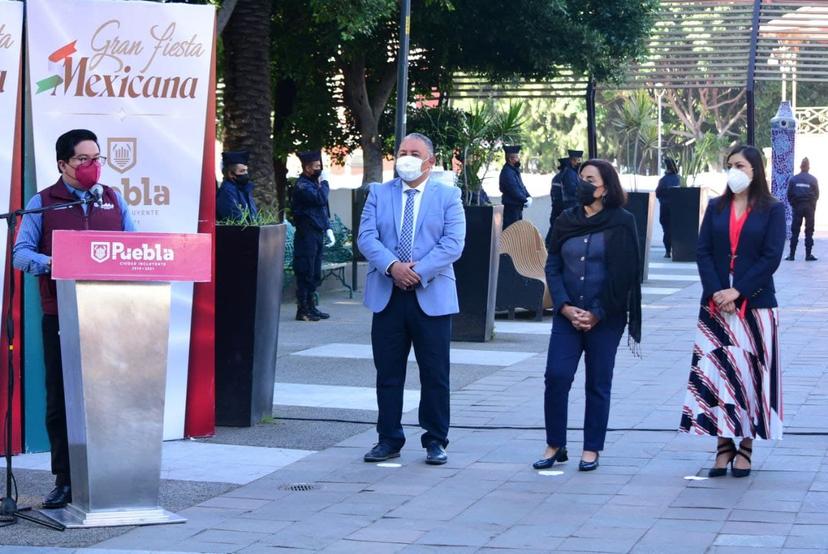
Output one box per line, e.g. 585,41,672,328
89,184,104,206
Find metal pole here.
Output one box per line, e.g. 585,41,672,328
586,78,597,159
746,0,762,146
393,0,411,156
656,89,663,177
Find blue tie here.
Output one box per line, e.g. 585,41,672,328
397,188,419,262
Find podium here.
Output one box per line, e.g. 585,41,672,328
40,231,211,528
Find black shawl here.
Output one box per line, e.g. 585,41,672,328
549,206,642,353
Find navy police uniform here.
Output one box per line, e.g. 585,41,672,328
787,164,819,260
499,145,531,229
217,151,258,220
560,150,583,210
291,150,331,317
655,159,681,257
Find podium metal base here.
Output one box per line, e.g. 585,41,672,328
39,503,186,528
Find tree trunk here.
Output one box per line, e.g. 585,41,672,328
273,78,297,222
340,54,397,185
222,0,275,209
361,133,384,184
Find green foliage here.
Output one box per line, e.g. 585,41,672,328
407,105,467,169
520,97,587,174
217,207,280,227
676,132,727,186
609,90,659,174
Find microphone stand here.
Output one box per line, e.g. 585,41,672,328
0,194,98,532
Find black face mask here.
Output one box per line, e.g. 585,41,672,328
513,161,521,169
234,174,250,187
312,169,322,178
576,179,598,206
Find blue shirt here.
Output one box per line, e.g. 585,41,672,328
13,181,135,276
548,231,607,320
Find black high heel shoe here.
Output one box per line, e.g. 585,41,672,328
532,446,568,470
578,452,600,472
708,439,737,477
732,444,752,478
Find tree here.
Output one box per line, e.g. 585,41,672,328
305,0,658,184
222,0,276,207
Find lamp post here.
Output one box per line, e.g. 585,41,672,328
394,0,412,155
655,83,665,176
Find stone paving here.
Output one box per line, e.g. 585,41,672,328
3,236,828,553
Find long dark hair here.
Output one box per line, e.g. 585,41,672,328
721,144,775,211
579,159,628,208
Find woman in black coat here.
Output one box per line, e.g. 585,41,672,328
534,159,642,472
679,145,785,478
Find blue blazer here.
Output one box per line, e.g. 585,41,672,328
697,197,785,308
358,177,466,316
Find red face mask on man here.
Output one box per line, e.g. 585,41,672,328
67,159,101,190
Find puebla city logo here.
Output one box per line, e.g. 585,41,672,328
35,19,205,99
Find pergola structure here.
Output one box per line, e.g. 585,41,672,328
449,0,828,157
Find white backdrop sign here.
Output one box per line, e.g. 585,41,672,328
0,0,22,314
27,0,215,439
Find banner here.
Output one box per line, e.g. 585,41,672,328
27,0,215,439
0,0,22,455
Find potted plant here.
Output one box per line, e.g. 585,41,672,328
411,103,524,342
215,208,286,427
669,134,718,262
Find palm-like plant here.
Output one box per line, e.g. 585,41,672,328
457,102,525,205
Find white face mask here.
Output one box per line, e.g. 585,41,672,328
726,167,751,194
396,156,426,183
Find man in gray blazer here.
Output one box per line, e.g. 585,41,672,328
358,133,466,465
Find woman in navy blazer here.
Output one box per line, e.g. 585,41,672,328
680,145,785,478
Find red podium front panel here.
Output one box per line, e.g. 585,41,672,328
51,231,212,283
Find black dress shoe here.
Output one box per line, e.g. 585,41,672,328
532,446,568,470
363,442,401,463
578,452,600,472
42,485,71,509
425,442,447,465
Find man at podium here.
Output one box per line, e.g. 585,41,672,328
12,129,135,509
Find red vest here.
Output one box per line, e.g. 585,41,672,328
38,180,124,315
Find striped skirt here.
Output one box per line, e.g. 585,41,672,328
679,305,782,440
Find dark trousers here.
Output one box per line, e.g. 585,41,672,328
371,288,451,449
43,314,70,486
293,224,323,300
659,205,672,253
502,204,523,230
791,203,816,250
543,313,625,452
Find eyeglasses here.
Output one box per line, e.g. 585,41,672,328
69,156,107,167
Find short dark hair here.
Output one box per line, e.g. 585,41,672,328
722,144,775,211
580,159,627,209
56,129,98,162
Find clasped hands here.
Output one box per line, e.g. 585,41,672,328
390,261,420,290
561,305,599,332
712,287,741,314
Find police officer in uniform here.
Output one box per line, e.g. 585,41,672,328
546,157,569,250
655,157,681,258
499,145,531,229
560,149,583,210
217,151,257,220
786,157,820,261
292,150,335,321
